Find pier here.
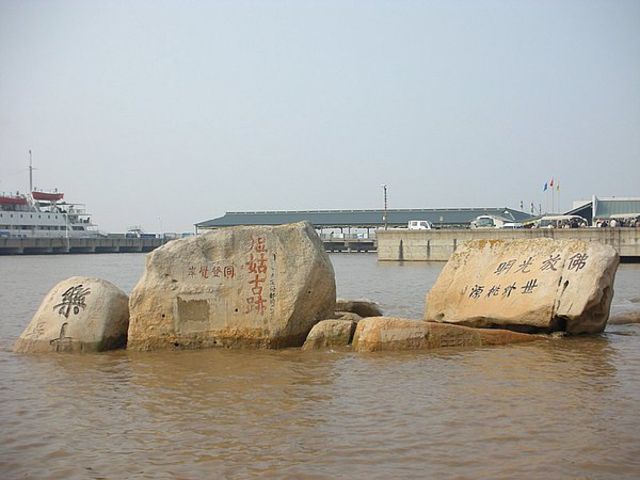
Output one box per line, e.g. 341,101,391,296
0,235,375,255
320,235,377,253
377,228,640,262
0,236,165,255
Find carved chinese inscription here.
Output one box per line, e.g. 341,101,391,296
466,251,590,302
502,283,517,298
53,285,91,318
486,285,501,297
515,256,534,274
246,236,269,315
186,263,236,280
540,254,561,271
494,260,516,275
521,278,539,294
469,284,484,299
568,253,588,272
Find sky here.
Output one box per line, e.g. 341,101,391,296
1,0,639,233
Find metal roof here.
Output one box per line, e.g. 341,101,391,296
564,196,640,225
195,208,533,229
593,197,640,218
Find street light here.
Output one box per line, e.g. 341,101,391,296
382,184,388,230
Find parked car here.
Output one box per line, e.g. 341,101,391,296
408,220,432,230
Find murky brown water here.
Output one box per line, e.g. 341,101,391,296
1,254,639,479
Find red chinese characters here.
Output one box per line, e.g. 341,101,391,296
246,236,268,315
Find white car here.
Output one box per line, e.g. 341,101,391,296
408,220,432,230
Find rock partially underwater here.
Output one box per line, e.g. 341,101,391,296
352,317,539,352
424,239,619,334
14,277,129,353
301,319,357,351
128,222,336,350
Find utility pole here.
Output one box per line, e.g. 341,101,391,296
29,149,33,192
382,184,388,230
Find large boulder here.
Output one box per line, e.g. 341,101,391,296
301,319,357,350
352,317,539,352
128,222,336,350
424,239,619,334
14,277,129,353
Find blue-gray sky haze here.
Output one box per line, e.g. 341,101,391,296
1,0,639,233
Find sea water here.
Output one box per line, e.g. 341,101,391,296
1,254,639,479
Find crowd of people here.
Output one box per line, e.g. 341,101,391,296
595,215,640,228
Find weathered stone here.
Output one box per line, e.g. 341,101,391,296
424,239,619,334
335,299,383,317
608,305,640,325
352,317,539,352
14,277,129,353
333,311,363,323
301,319,357,350
128,222,336,350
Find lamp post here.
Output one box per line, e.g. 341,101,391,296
382,184,388,230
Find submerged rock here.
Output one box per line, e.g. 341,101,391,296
301,319,357,350
352,317,539,352
335,299,383,317
608,305,640,325
424,239,619,334
128,222,336,350
333,311,363,323
14,276,129,353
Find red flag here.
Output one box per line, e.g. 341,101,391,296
550,178,554,187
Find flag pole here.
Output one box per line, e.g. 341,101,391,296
557,180,560,213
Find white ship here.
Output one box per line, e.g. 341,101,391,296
0,156,100,239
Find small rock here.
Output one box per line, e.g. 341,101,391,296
14,277,129,353
302,319,357,350
608,305,640,325
333,311,363,323
549,331,567,339
335,299,383,318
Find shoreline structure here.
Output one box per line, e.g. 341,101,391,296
2,227,639,261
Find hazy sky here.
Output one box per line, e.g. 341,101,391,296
1,0,639,233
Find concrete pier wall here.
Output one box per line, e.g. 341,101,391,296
0,237,164,255
377,228,640,262
0,236,375,255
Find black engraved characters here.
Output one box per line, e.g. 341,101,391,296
53,285,91,318
521,279,539,294
469,284,484,299
568,253,588,272
540,254,561,272
502,282,517,298
515,256,534,274
494,259,516,275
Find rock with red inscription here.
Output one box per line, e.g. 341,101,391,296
424,239,619,334
127,222,336,350
14,277,129,353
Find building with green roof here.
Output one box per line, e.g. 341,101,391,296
195,207,533,233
